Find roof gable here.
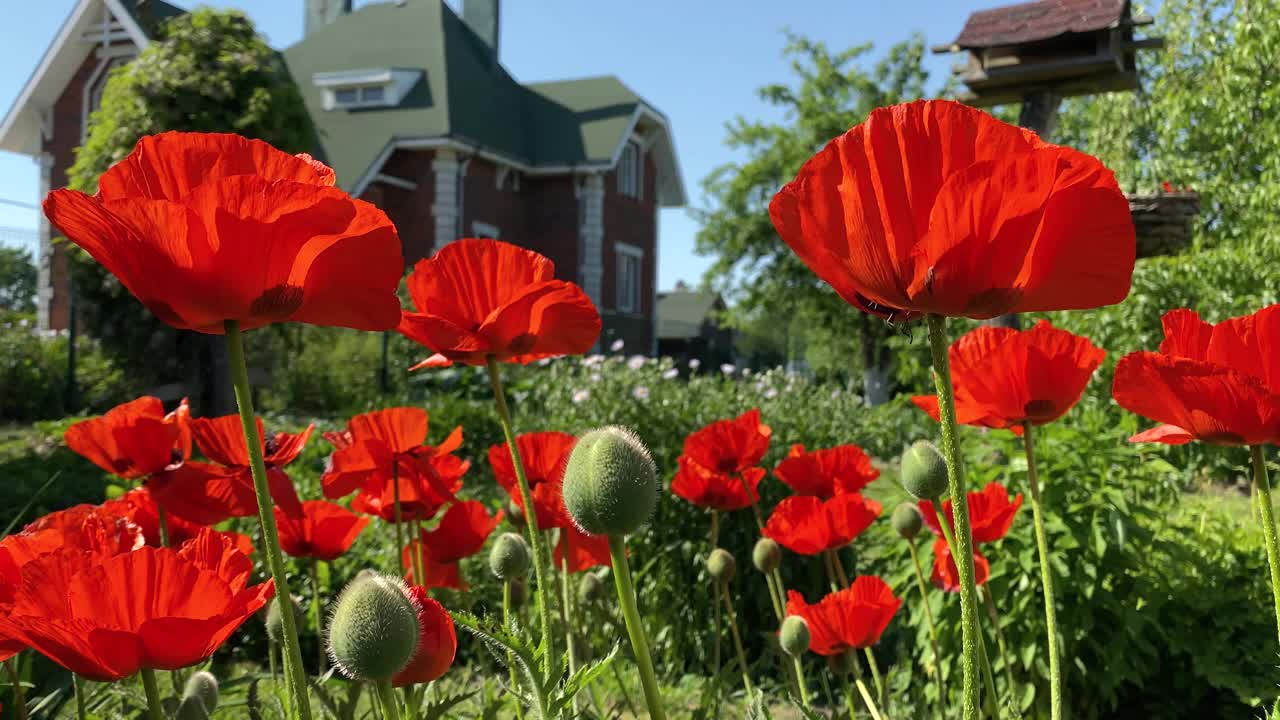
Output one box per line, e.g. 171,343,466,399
657,290,724,339
953,0,1127,49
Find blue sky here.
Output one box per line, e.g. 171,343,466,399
0,0,969,290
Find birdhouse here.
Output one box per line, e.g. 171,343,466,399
933,0,1163,107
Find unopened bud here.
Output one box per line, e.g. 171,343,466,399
892,503,924,540
489,532,530,580
579,572,604,603
707,548,735,585
752,537,781,573
264,596,302,644
779,616,810,658
182,671,218,713
562,427,658,537
901,440,948,500
327,573,419,681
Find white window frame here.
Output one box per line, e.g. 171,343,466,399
617,140,643,199
313,68,421,111
471,221,500,239
615,242,644,314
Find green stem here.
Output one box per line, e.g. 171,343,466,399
560,539,578,708
269,639,278,682
978,629,999,718
856,677,886,720
72,672,87,720
413,521,427,591
225,320,312,720
310,560,326,675
392,462,405,574
610,661,639,718
983,586,1017,706
710,512,722,679
1023,422,1063,720
863,647,886,710
1251,444,1280,646
719,583,755,698
502,581,525,720
5,659,26,720
926,313,982,720
485,356,554,674
762,565,786,622
832,550,851,588
156,499,171,548
908,539,948,712
607,535,666,720
375,679,401,720
792,656,811,708
140,668,164,720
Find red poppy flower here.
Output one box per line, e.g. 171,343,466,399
402,543,464,591
0,529,272,681
930,537,990,592
99,489,254,556
64,396,190,480
419,501,503,564
0,633,23,663
275,500,370,562
683,409,771,475
784,577,901,655
671,457,766,512
912,321,1105,433
769,100,1135,321
43,132,403,334
1114,306,1280,445
763,494,882,555
350,453,467,523
322,408,465,500
488,432,577,528
3,512,144,604
919,482,1022,544
773,443,880,498
392,587,456,687
147,416,309,525
554,524,613,573
398,239,601,368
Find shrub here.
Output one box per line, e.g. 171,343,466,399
0,324,133,423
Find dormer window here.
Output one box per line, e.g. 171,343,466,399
617,140,643,199
313,68,421,111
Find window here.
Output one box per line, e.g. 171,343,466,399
334,88,359,104
617,140,642,199
313,68,423,111
615,243,643,313
360,85,385,103
471,221,500,239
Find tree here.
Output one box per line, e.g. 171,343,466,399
0,247,36,314
694,34,937,402
1053,0,1280,249
64,9,314,412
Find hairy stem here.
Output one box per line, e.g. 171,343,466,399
1251,445,1280,646
140,668,164,720
607,535,666,720
1022,422,1063,720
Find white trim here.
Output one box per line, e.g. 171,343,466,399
471,221,500,239
0,0,150,155
614,242,644,314
373,172,417,191
96,43,138,59
578,173,605,305
315,69,420,111
615,241,643,259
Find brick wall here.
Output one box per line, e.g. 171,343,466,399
520,174,580,284
359,148,436,266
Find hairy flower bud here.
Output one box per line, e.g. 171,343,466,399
891,503,924,540
562,426,658,537
328,573,419,681
752,537,781,573
706,548,735,585
489,532,531,580
263,596,302,644
901,440,948,500
504,497,526,529
175,696,210,720
779,616,811,658
182,671,219,713
579,571,604,603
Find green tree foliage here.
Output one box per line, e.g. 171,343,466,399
64,8,314,399
694,34,935,399
0,246,36,314
1054,0,1280,248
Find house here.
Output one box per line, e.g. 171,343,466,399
0,0,685,353
655,283,733,371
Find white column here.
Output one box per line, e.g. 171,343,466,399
431,149,459,252
35,152,54,331
579,173,605,306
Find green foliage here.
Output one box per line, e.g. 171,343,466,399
1054,0,1280,250
0,324,132,422
64,8,315,389
694,33,936,388
0,246,36,315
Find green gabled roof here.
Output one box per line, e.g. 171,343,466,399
118,0,186,33
657,290,723,340
282,0,655,191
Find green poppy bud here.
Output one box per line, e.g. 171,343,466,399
175,696,210,720
579,572,604,603
505,497,527,528
327,573,420,681
562,426,658,537
892,503,924,540
489,532,531,580
263,596,302,644
508,577,527,609
752,537,781,573
706,548,735,585
901,440,948,500
182,671,219,713
827,648,858,675
779,616,811,658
